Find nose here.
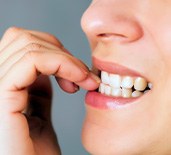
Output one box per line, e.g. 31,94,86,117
81,1,143,43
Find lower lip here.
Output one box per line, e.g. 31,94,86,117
85,91,139,110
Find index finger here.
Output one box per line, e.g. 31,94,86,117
0,50,100,91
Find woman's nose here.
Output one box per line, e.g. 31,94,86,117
81,1,143,43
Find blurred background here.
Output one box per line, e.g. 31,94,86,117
0,0,92,154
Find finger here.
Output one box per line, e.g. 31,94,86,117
56,72,101,93
0,50,91,113
0,27,63,52
0,50,100,113
56,77,79,93
75,72,101,90
0,44,89,80
26,30,73,55
0,44,51,78
0,27,23,51
0,33,62,64
26,30,72,56
0,40,100,90
26,30,63,48
0,50,92,92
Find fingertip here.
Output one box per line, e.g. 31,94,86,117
75,72,101,91
89,72,101,84
56,78,80,93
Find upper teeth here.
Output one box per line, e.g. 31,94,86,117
121,76,134,88
99,71,152,98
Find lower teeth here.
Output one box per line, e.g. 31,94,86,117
99,83,150,98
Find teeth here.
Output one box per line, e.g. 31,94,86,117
101,71,110,85
122,88,132,98
99,83,105,94
100,70,151,98
132,91,143,97
104,85,111,96
111,88,122,97
121,76,134,88
134,77,147,91
109,74,121,88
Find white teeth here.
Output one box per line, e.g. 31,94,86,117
132,91,143,98
121,76,134,88
104,85,111,96
134,77,147,91
101,71,110,85
111,88,122,97
99,83,105,94
99,71,151,98
122,88,132,98
109,74,121,88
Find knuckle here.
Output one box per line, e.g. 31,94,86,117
20,32,36,43
23,50,35,63
24,43,43,51
57,53,69,61
24,50,41,63
4,27,22,36
46,33,56,40
6,27,21,33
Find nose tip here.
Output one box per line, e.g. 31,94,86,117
81,5,143,43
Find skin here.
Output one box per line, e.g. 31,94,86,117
81,0,171,154
0,27,100,155
1,0,171,155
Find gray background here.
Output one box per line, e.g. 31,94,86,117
0,0,92,155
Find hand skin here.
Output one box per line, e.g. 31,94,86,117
0,27,100,155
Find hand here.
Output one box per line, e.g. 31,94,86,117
0,27,100,155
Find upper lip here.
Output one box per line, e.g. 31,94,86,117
92,57,149,80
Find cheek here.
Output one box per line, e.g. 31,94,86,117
145,12,171,60
149,21,171,112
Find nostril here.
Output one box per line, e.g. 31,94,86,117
97,25,143,43
97,33,129,43
98,33,126,38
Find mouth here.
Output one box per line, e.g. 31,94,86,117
85,57,153,110
99,71,152,98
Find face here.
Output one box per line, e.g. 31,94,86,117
81,0,171,154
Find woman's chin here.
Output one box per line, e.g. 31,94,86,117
81,116,138,155
81,107,168,155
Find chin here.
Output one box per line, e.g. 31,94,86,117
82,102,171,155
81,114,165,155
81,115,133,155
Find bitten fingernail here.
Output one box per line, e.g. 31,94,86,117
89,72,101,83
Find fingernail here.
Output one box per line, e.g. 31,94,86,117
81,68,89,76
73,83,80,92
89,72,101,83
